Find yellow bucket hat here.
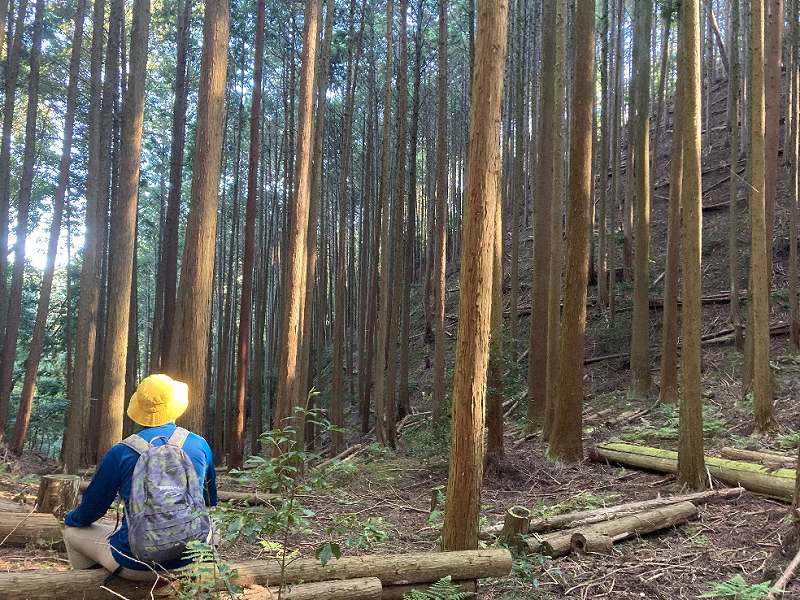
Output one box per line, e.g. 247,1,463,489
126,374,189,427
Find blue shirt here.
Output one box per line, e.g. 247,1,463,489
64,423,218,570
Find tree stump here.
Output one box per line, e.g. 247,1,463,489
570,532,614,555
36,475,80,519
498,505,532,550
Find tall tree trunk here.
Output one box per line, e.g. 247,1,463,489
152,0,192,371
229,0,265,469
0,0,45,438
373,0,395,445
764,0,783,279
96,0,151,457
790,0,800,351
432,0,447,424
526,0,555,429
11,0,86,453
597,0,610,308
629,0,653,400
749,0,774,432
272,0,320,447
677,0,706,491
659,21,686,407
608,0,623,320
167,0,230,435
63,0,111,471
441,0,508,551
398,0,423,421
729,0,744,350
547,0,593,463
0,0,27,331
543,0,566,438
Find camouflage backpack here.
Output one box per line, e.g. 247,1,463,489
121,427,211,564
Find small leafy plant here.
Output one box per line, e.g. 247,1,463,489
699,575,774,599
402,576,474,599
176,540,239,600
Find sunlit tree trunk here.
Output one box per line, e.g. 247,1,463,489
0,0,45,437
441,0,508,551
10,0,87,454
167,0,230,434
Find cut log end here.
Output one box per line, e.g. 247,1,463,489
499,505,532,550
571,532,614,554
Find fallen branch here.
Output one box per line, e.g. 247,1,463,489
481,486,744,537
79,480,278,506
591,442,796,500
767,544,800,599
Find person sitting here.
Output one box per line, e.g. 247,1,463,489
63,373,218,581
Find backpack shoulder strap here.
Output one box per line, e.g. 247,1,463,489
121,434,150,455
167,427,190,449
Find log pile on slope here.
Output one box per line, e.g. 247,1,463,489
0,548,513,600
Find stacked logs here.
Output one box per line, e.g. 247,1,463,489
482,487,745,559
0,549,512,599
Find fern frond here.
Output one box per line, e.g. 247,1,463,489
402,576,474,600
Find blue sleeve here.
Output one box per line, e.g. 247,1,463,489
64,445,124,527
204,442,218,507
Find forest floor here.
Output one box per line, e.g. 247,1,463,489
4,73,800,599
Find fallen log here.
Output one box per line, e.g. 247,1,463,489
316,444,364,471
0,511,62,547
591,442,796,500
382,580,477,599
571,532,614,555
720,447,796,469
481,486,743,537
36,474,80,519
529,501,698,557
0,549,512,599
265,577,383,600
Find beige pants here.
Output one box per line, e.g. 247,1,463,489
62,523,158,582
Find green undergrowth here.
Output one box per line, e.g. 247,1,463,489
699,575,773,599
620,403,727,443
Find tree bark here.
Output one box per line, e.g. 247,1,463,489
527,0,556,429
729,0,744,351
764,0,783,279
35,475,80,519
677,0,707,491
441,0,508,552
0,512,63,547
750,0,775,432
629,0,653,400
272,0,320,447
432,0,448,423
167,0,229,434
152,0,192,371
228,0,266,469
96,0,151,457
547,0,593,463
